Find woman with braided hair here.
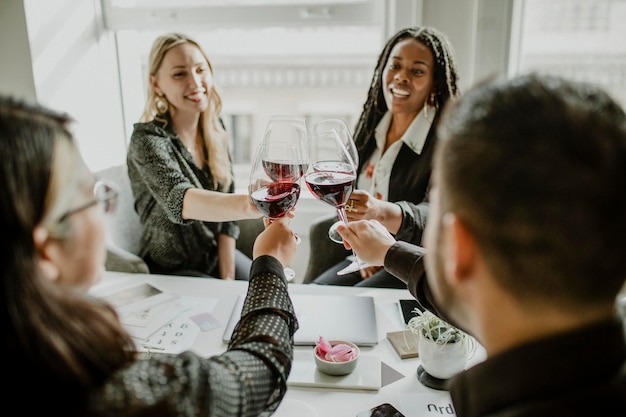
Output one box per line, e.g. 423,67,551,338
312,26,460,288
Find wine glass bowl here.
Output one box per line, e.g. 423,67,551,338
305,128,356,214
251,116,309,281
310,119,358,169
310,119,359,244
249,141,301,220
304,170,354,210
263,115,309,179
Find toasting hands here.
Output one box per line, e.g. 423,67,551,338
253,214,298,268
336,220,396,267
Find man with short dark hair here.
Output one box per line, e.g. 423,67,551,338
338,73,626,416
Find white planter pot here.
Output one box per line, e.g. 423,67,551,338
418,332,467,379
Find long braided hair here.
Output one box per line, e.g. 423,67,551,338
353,26,460,168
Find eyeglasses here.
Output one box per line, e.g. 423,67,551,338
58,181,118,223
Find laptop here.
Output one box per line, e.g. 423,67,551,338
222,293,378,346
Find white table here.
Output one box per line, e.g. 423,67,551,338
92,271,485,417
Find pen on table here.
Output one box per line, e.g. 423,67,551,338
141,345,165,351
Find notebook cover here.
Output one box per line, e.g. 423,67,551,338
386,330,419,359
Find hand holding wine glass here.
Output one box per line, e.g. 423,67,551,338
249,140,303,280
305,122,368,274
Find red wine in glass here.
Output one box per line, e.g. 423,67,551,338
250,182,300,219
263,160,309,182
311,161,353,174
304,171,355,208
249,139,303,281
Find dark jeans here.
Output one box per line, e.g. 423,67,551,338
311,257,407,289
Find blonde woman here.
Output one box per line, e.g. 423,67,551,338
128,33,260,279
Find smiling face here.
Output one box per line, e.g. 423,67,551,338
150,42,213,116
382,38,435,119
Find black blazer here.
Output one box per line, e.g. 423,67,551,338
357,115,438,205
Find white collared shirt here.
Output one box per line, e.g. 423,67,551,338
357,106,434,200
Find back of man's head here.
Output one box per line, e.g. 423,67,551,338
436,73,626,312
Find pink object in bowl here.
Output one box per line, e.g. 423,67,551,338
314,337,359,375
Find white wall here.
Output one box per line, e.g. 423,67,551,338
424,0,512,91
0,0,36,101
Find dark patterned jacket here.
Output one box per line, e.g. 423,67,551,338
87,257,299,416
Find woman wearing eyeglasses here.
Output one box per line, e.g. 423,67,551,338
1,95,298,416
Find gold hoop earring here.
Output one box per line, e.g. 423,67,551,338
424,92,437,119
430,92,438,110
155,94,169,114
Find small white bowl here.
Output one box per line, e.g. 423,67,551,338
314,340,360,376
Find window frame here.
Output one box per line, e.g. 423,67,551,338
101,0,384,30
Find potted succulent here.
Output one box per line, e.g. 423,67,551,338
406,309,477,390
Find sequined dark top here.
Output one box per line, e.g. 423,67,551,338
87,256,298,416
127,114,239,275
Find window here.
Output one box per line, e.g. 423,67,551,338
511,0,626,108
108,1,385,186
108,0,626,188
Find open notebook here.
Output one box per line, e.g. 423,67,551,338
222,293,379,346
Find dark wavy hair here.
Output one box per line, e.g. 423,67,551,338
436,73,626,310
0,95,135,414
353,26,460,167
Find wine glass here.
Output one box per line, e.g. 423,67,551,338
260,115,309,245
249,141,302,281
263,115,309,179
305,122,368,275
311,119,359,244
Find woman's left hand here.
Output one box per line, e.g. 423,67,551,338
344,190,382,222
345,190,403,235
359,265,383,279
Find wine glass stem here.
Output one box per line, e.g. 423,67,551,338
337,206,349,226
336,207,363,268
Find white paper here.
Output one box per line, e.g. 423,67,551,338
130,296,219,354
94,281,219,351
398,393,456,417
133,311,199,354
119,292,184,337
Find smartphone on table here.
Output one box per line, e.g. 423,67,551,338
398,298,424,325
356,403,406,417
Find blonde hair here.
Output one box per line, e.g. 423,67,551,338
140,33,232,190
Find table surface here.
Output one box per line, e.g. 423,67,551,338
92,271,486,417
